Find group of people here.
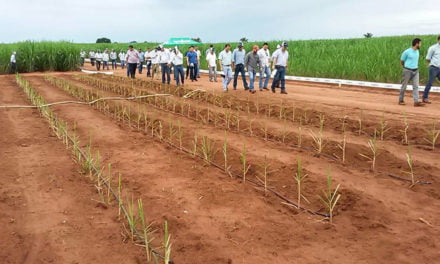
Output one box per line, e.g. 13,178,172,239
81,49,121,71
399,36,440,106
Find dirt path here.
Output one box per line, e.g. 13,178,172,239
0,75,144,264
21,72,440,264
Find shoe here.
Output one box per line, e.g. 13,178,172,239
423,99,432,104
414,102,425,107
398,101,406,105
263,87,269,90
223,89,228,93
281,91,288,94
233,87,237,90
220,74,225,78
259,89,263,91
250,90,256,94
271,87,276,93
244,87,249,91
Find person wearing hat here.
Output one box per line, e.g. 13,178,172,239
125,45,140,79
218,44,233,92
257,43,271,91
244,45,261,94
232,42,249,90
271,41,289,94
10,51,17,73
171,47,185,86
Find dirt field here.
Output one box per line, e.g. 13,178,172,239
1,64,439,264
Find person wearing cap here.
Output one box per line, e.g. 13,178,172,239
195,46,201,78
244,45,261,94
158,46,171,84
399,38,424,106
89,50,96,67
206,48,217,82
110,49,117,70
119,50,126,69
422,35,440,104
10,51,17,74
218,44,233,92
186,46,198,82
232,42,249,90
257,43,271,91
80,50,86,67
271,42,289,94
171,47,185,86
145,48,153,77
125,45,140,79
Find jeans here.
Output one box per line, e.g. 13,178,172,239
127,63,137,78
80,57,85,66
222,65,233,91
233,64,249,89
161,63,170,84
195,62,200,77
146,60,152,76
90,58,95,66
10,62,17,74
138,62,144,74
259,66,271,89
189,66,196,81
399,69,419,102
423,66,440,99
103,61,109,70
111,59,117,69
96,60,102,71
248,68,257,91
120,60,125,69
208,66,217,81
174,65,185,85
271,66,286,91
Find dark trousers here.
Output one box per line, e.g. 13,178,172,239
161,63,170,84
80,57,85,67
10,62,17,74
111,59,117,69
146,61,152,76
90,58,95,66
423,66,440,99
194,63,199,78
96,61,102,71
233,64,249,89
174,65,185,85
138,62,144,74
128,63,137,78
189,66,197,81
271,66,286,91
103,61,109,70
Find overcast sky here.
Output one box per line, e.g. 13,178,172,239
1,0,438,43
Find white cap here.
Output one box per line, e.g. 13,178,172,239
13,51,16,55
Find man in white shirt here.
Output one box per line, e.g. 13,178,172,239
151,47,161,80
257,43,271,91
125,45,140,78
171,47,184,86
110,50,117,70
95,51,103,71
118,50,126,69
218,44,233,92
89,50,96,66
195,46,201,78
80,50,86,67
10,51,17,74
145,48,153,77
422,35,440,103
206,48,217,82
271,42,289,94
158,45,171,84
102,49,110,70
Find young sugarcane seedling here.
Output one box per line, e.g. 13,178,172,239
318,169,342,224
294,156,310,208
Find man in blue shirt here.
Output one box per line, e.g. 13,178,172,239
399,38,424,107
232,42,249,90
186,46,198,81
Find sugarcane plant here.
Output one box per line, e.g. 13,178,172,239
200,135,216,163
404,146,416,187
400,111,409,145
241,143,251,182
310,114,326,155
424,122,440,150
294,156,309,209
378,114,390,141
359,130,379,171
318,169,342,224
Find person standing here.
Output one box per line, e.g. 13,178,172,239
245,45,261,94
119,50,126,69
151,46,161,80
89,50,96,67
10,51,17,74
422,35,440,104
102,49,110,70
399,38,424,106
195,46,201,78
271,42,289,94
186,46,198,81
95,50,103,71
232,42,249,90
80,50,86,67
126,45,140,79
171,47,185,86
206,48,217,82
145,48,153,77
158,46,171,84
110,49,117,70
218,44,233,92
257,43,271,91
138,48,145,74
